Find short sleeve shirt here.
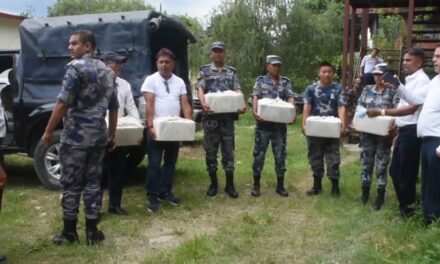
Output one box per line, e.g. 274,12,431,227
252,74,295,100
357,84,398,109
140,72,186,118
57,54,118,146
303,82,346,117
197,64,241,93
361,55,384,74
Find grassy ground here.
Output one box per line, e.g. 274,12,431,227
1,113,440,263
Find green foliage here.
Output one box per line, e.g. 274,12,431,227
205,0,344,93
47,0,153,17
372,14,406,49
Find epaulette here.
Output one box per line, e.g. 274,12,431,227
199,64,212,70
67,59,79,66
256,75,265,81
225,65,236,72
281,76,290,82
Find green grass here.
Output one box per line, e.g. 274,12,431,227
0,112,439,263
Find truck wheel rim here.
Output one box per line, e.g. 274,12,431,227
45,143,61,181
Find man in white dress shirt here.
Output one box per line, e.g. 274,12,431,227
101,52,140,215
360,48,384,86
395,44,440,225
367,48,430,217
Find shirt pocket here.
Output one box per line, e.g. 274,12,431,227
205,76,218,92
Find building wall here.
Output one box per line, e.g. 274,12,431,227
0,16,22,50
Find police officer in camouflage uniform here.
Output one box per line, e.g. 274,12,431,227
302,62,346,197
251,55,295,197
42,30,119,245
355,63,398,210
197,41,246,198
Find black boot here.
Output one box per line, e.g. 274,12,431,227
53,219,79,245
206,171,218,197
276,176,289,197
251,175,261,197
373,187,385,211
330,178,340,197
224,171,239,198
306,177,322,196
85,218,105,246
361,185,370,204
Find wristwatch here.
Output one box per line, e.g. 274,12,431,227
380,109,386,116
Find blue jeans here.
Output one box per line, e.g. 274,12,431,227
145,133,180,200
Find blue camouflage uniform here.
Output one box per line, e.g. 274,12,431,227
357,84,398,187
57,53,118,221
304,82,346,179
252,74,295,178
197,63,241,174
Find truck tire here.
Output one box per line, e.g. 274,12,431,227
33,130,62,189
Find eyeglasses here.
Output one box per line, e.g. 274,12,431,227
163,80,170,93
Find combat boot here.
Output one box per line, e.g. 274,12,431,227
373,187,385,211
224,171,239,198
53,219,79,245
361,185,370,204
330,178,340,197
276,176,289,197
206,171,218,197
251,175,261,197
85,218,105,245
306,177,322,196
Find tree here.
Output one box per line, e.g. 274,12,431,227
47,0,153,17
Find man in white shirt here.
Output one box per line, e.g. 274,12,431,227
367,48,430,217
360,48,384,86
101,52,140,215
396,44,440,225
141,48,192,213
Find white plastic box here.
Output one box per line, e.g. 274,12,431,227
305,116,342,138
204,90,245,113
353,115,395,136
113,116,144,146
257,98,296,123
153,116,195,141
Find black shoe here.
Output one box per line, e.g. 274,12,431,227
0,255,6,262
207,172,218,197
148,198,160,213
85,218,105,246
400,206,415,218
330,179,340,197
251,185,260,197
373,187,385,211
251,175,261,197
159,193,182,206
206,183,218,197
225,172,239,198
361,186,370,204
276,176,289,197
306,177,322,196
53,219,79,246
276,187,289,197
225,185,239,198
108,206,129,215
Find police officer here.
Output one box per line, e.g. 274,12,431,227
251,55,295,197
197,41,246,198
302,62,346,197
42,30,119,245
101,52,140,215
0,96,7,262
355,63,398,210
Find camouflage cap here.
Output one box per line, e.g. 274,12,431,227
372,63,388,75
211,41,226,50
100,52,127,64
266,55,282,65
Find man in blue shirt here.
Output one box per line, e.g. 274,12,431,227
302,62,346,197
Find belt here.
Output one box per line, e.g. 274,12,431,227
422,136,440,143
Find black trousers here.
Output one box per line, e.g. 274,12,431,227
389,125,421,212
421,137,440,223
106,147,129,208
